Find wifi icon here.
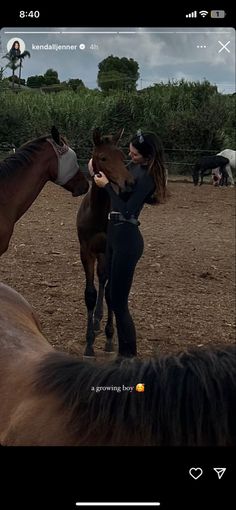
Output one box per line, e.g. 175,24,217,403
199,10,208,17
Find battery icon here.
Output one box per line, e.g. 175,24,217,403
211,10,226,18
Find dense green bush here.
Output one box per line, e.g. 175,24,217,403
0,80,234,174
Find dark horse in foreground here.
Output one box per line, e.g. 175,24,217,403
76,128,134,358
192,155,229,186
0,126,89,256
0,281,236,446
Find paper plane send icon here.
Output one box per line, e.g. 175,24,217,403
213,467,226,479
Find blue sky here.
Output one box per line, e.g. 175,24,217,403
0,27,235,93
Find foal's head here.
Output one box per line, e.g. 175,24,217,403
92,128,134,191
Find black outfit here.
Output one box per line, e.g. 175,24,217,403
105,162,155,357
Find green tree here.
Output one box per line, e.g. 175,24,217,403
67,78,86,91
2,50,30,89
27,69,60,89
27,75,46,88
44,69,60,85
2,53,20,89
97,56,139,92
9,76,25,86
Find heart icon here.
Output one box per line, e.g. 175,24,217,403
189,467,203,480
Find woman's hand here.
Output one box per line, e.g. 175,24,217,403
94,171,109,187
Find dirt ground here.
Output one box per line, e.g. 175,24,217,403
1,181,235,359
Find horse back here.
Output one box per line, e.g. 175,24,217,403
217,149,236,168
0,282,52,365
198,155,229,168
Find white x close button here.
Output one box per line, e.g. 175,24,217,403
218,40,231,53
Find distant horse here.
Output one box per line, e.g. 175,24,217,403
76,128,134,358
217,149,235,186
192,155,229,186
0,126,89,256
0,282,236,446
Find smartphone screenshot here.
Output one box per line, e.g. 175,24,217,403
0,6,235,510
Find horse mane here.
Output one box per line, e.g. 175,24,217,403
0,133,68,181
0,135,50,180
34,345,236,446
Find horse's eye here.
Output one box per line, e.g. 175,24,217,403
100,157,106,162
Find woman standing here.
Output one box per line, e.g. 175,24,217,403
93,130,167,357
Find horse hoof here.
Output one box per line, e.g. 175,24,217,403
84,346,95,358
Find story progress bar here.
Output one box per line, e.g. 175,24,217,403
75,504,161,507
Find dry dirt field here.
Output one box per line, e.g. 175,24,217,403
1,181,235,359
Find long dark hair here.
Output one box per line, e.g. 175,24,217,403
130,131,167,203
35,344,236,446
9,40,21,58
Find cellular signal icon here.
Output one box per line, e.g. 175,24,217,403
186,11,197,18
199,10,208,17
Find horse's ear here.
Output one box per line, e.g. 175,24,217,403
113,128,124,145
93,128,102,146
51,126,60,145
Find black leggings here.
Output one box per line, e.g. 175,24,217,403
105,222,144,357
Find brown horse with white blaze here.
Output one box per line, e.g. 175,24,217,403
76,128,134,358
0,126,89,256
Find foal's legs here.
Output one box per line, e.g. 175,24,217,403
93,253,106,333
94,253,115,352
80,248,97,357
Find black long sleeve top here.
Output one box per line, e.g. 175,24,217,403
105,162,155,220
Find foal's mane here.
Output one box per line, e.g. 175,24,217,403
34,345,236,446
0,133,67,181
